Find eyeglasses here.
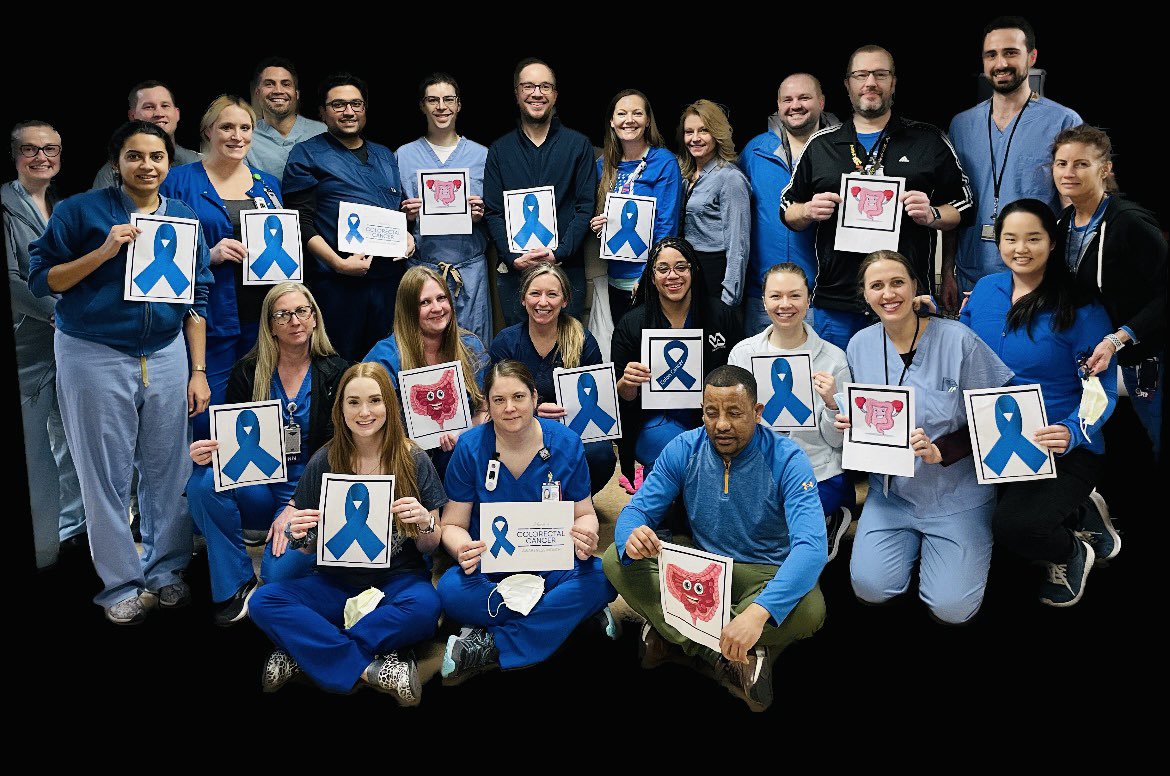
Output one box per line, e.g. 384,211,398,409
271,306,315,325
17,144,61,158
423,96,459,107
326,99,366,113
518,82,556,95
847,69,894,82
653,262,691,276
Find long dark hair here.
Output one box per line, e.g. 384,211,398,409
631,236,715,328
995,198,1087,334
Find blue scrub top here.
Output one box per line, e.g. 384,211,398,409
271,368,312,480
489,322,602,405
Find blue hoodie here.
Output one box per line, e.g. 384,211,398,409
596,146,683,281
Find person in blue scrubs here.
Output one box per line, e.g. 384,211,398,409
186,283,347,626
490,264,617,494
162,96,284,440
282,73,416,362
436,360,617,685
961,199,1119,608
839,250,1013,624
397,72,493,349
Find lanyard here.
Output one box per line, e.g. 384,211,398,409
986,93,1031,219
849,129,891,175
617,155,649,195
1065,193,1109,274
882,313,921,387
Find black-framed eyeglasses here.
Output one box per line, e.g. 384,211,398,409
326,99,366,113
271,306,315,325
423,96,459,107
653,262,691,276
847,69,893,82
18,144,61,158
518,82,556,94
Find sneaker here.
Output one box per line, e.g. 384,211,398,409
715,647,774,712
638,622,677,670
1076,490,1120,564
242,529,268,548
105,595,148,625
158,580,191,609
441,627,500,686
262,649,301,693
362,651,421,707
825,506,853,563
596,605,622,640
213,576,258,627
1040,539,1095,608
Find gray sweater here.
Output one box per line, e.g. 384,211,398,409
681,159,751,306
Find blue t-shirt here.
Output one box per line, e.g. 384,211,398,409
489,322,602,405
271,368,312,481
856,131,882,154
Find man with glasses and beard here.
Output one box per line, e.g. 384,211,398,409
246,57,327,180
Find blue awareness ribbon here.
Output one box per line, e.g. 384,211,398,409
250,215,299,278
133,222,190,296
512,193,554,248
656,340,696,389
221,409,282,481
489,516,516,557
325,482,386,561
982,394,1049,475
568,372,616,435
606,200,648,257
761,357,812,425
345,213,363,243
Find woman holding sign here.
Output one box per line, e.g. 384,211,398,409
248,363,444,704
838,250,1012,624
490,264,617,495
436,360,617,685
961,199,1118,607
162,96,285,440
28,120,214,623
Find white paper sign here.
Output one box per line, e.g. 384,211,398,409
833,173,906,254
554,363,622,443
317,474,396,568
658,542,734,652
751,351,816,431
398,360,473,450
241,209,303,285
964,385,1057,485
479,501,575,573
210,400,288,492
842,383,915,477
337,201,407,258
418,168,472,236
599,192,656,262
123,213,199,303
504,186,559,253
641,328,704,409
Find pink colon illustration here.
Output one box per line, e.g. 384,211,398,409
426,178,462,206
850,186,895,220
855,396,904,434
409,369,459,428
666,562,722,626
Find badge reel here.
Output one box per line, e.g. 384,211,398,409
541,471,560,502
283,401,301,457
485,457,501,492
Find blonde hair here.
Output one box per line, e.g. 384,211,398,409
596,89,666,214
393,265,485,412
520,264,585,369
250,282,337,402
676,99,737,180
199,95,257,154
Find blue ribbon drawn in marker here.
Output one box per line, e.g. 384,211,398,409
761,357,812,425
250,215,299,278
133,222,190,296
982,394,1049,475
345,213,363,243
606,200,648,257
568,372,616,435
325,482,386,561
656,340,696,389
489,516,516,557
221,409,282,481
512,193,554,248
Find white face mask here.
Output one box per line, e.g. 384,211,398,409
343,587,385,630
1078,373,1109,441
488,573,545,617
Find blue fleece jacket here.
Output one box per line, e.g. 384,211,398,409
596,146,683,281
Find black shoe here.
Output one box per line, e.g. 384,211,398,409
213,576,258,627
1076,490,1120,564
1039,539,1095,608
638,622,678,670
441,627,500,686
362,651,422,707
825,506,853,563
715,647,774,712
262,649,301,693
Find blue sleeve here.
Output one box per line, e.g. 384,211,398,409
191,224,213,318
1060,304,1118,453
482,145,517,269
614,435,688,563
28,200,79,298
652,155,683,241
363,338,401,392
467,335,489,389
958,326,1014,391
443,434,480,503
1120,326,1138,345
553,137,598,262
488,328,512,366
280,143,316,196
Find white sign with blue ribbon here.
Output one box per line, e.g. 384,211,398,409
209,400,288,492
964,385,1056,485
123,213,199,304
750,351,816,431
478,501,574,574
642,328,704,409
337,201,408,259
503,186,559,253
599,192,656,262
553,363,622,443
241,209,303,285
318,474,396,568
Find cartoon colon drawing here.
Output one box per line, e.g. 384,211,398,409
426,178,462,206
855,396,904,434
666,562,722,626
409,369,459,428
850,186,895,220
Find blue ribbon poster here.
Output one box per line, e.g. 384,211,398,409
478,501,574,573
210,400,288,492
963,385,1056,484
750,352,816,430
554,363,622,443
318,474,395,568
641,328,704,409
337,201,408,258
504,186,559,253
242,209,303,285
600,192,656,262
122,213,199,304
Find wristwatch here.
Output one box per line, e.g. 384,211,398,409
1106,333,1126,352
929,206,942,225
191,364,207,373
418,515,436,534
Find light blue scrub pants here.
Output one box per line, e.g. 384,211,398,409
55,331,192,609
408,254,494,350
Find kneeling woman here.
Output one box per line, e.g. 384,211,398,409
436,360,617,684
248,363,445,705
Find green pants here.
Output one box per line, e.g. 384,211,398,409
602,539,826,664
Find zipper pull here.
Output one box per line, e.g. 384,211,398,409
723,458,730,495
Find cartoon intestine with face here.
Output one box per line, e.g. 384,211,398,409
855,396,904,434
666,562,723,625
850,186,895,220
409,369,459,428
426,178,462,206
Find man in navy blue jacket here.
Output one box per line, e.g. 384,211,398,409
483,58,597,325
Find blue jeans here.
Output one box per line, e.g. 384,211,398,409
1122,356,1162,460
811,306,870,352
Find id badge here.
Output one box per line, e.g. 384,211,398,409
872,167,884,177
981,224,996,241
253,196,268,210
283,423,302,456
541,481,561,501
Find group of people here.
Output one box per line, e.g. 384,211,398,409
6,15,1164,712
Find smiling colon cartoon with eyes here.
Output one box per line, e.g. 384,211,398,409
666,562,723,626
409,369,459,428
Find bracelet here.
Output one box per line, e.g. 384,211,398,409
1106,333,1125,352
418,515,436,534
191,365,207,373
